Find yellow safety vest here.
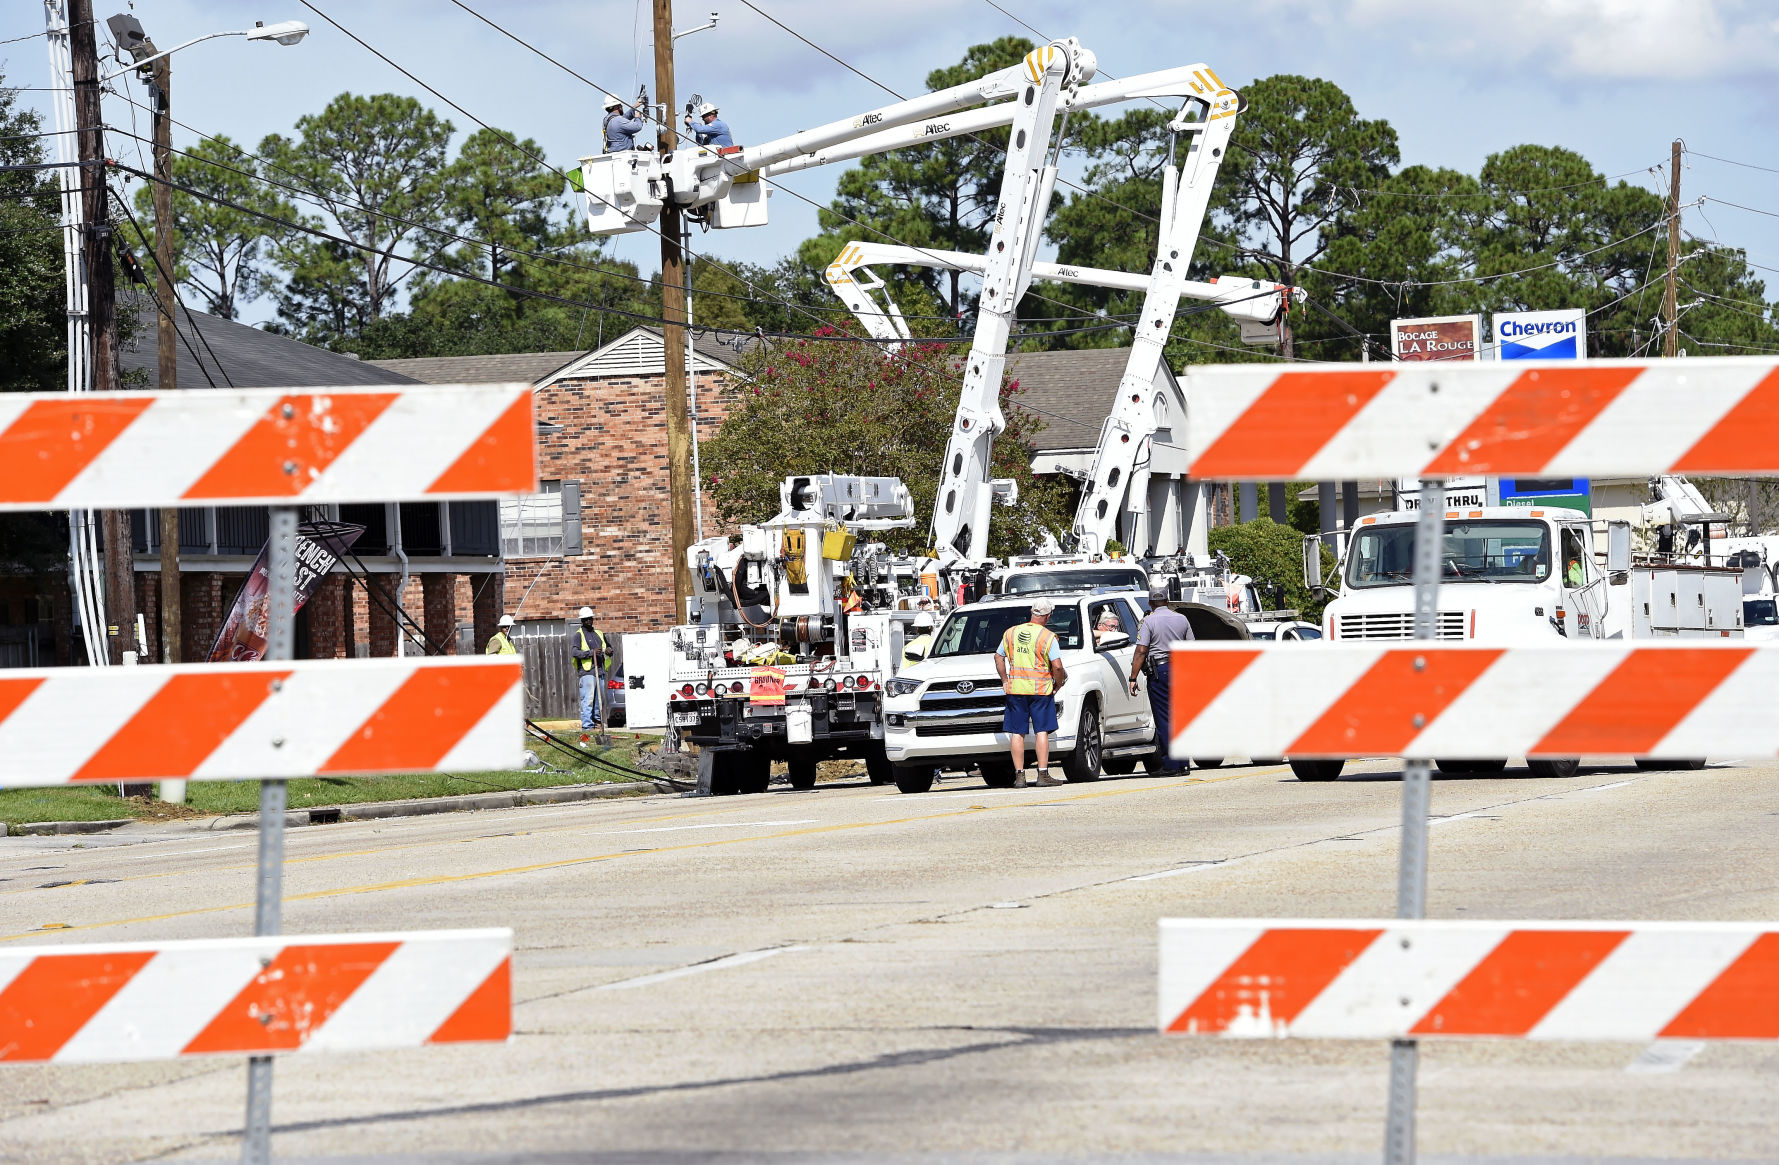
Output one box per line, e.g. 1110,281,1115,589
903,633,932,665
575,627,607,672
1001,623,1058,696
485,631,517,655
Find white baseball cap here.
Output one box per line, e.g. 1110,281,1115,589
1030,599,1055,617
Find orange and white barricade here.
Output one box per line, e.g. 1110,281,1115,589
1161,919,1779,1041
0,930,512,1063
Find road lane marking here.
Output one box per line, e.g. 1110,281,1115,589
1125,860,1231,883
1626,1041,1705,1074
598,820,815,835
595,946,808,990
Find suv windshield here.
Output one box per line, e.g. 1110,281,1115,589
1346,519,1552,588
1747,598,1778,626
1002,567,1145,595
930,604,1084,657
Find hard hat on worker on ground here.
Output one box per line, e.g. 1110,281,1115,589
913,613,934,630
698,102,718,117
603,94,623,110
498,615,516,628
578,606,594,619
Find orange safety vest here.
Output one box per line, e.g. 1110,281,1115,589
1000,622,1059,696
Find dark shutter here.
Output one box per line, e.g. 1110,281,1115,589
562,479,583,556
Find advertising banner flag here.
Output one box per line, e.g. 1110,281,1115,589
207,521,364,663
1390,315,1481,362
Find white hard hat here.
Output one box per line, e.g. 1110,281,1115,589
698,102,718,117
577,606,594,619
913,612,934,630
498,614,515,628
603,94,622,110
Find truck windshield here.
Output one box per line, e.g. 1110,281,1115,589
1002,568,1145,595
1747,598,1778,626
1345,520,1552,588
930,605,1084,657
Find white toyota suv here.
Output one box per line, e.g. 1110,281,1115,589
881,590,1157,793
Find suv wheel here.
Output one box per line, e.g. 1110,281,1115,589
893,763,936,794
1526,757,1580,780
864,744,893,785
1063,700,1102,782
1289,758,1344,782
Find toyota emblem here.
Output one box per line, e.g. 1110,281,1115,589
956,680,976,695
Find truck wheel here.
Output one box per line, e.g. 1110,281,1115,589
980,760,1019,788
1526,758,1580,780
864,744,893,786
1103,757,1138,775
1063,702,1102,782
1289,759,1344,782
893,763,936,794
1436,759,1508,775
1635,758,1708,771
787,756,819,790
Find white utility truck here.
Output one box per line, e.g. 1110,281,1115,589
1299,502,1743,781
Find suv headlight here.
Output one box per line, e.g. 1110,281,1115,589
885,677,921,697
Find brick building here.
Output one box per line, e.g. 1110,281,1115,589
373,326,753,633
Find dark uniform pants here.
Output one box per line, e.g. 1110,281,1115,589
1146,662,1188,773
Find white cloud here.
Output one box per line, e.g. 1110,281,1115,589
1338,0,1779,80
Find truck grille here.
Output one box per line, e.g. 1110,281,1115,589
1334,612,1467,640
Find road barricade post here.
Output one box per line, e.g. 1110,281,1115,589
0,383,536,1163
1164,356,1779,1164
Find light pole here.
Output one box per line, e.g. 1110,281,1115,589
102,14,307,672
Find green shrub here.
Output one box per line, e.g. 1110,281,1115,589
1208,517,1336,622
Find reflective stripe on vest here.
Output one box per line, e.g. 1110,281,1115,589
1002,623,1057,696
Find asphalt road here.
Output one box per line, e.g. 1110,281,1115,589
2,757,1777,1165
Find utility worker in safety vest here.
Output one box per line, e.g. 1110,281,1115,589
994,599,1067,787
484,614,518,655
903,611,935,665
603,94,648,152
571,606,609,731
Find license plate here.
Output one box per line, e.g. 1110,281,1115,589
670,711,700,727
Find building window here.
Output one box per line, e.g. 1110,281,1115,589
500,480,563,558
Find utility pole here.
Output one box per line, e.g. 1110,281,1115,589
654,0,696,618
69,0,136,663
152,53,180,662
1663,138,1682,359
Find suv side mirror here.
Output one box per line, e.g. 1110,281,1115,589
1095,630,1131,651
1606,520,1632,574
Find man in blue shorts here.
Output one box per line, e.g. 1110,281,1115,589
995,599,1068,787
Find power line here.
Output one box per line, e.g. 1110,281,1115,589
1701,194,1779,221
1684,148,1779,178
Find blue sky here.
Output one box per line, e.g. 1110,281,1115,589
7,0,1779,328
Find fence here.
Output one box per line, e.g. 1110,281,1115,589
0,382,534,1164
1162,355,1779,1165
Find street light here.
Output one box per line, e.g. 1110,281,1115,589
673,10,719,39
100,16,308,80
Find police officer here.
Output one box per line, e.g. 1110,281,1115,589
1129,585,1194,773
603,94,648,153
484,614,518,655
684,102,734,148
571,606,609,731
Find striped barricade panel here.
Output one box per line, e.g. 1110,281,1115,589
1168,642,1777,761
0,383,534,510
0,657,522,788
1159,919,1779,1040
0,929,511,1063
1181,358,1779,480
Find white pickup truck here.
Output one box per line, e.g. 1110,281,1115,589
881,589,1159,794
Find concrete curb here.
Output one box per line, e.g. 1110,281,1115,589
8,818,133,837
204,779,674,831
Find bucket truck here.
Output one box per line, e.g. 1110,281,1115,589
587,42,1252,792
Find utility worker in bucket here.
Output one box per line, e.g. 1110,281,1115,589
572,606,609,731
603,94,648,152
994,599,1067,788
484,614,518,655
684,101,733,148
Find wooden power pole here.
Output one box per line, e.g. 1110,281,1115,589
654,0,696,619
1663,138,1682,359
69,0,137,663
152,54,180,661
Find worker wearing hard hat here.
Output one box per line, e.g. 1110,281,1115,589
602,94,648,152
571,606,610,731
903,612,935,666
484,614,518,655
684,102,734,148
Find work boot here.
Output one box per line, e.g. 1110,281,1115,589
1035,768,1066,787
1013,770,1029,788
